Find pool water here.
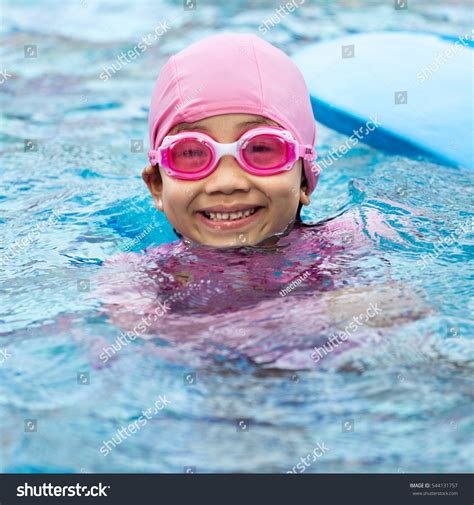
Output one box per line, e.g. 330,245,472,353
1,0,473,473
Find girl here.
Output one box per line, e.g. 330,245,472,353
97,33,427,370
143,32,319,248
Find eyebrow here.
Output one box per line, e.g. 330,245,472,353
170,118,277,134
171,123,211,133
236,119,278,128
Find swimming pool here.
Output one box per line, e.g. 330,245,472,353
0,0,473,474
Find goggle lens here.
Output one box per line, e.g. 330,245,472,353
242,134,289,169
169,139,212,172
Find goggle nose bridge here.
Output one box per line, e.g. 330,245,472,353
211,139,246,160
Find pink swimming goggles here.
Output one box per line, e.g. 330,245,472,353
148,127,316,181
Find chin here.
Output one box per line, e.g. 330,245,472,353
200,236,250,248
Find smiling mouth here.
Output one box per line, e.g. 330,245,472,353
199,207,262,222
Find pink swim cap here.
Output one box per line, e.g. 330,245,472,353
148,32,319,193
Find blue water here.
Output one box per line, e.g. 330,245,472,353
1,0,473,473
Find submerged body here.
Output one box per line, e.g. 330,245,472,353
97,207,428,370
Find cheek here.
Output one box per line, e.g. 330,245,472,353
262,171,301,205
161,179,193,217
260,172,301,225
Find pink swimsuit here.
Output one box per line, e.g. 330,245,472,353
96,208,395,369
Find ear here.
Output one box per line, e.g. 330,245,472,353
142,165,163,211
299,162,311,206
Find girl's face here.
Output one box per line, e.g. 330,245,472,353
143,113,311,247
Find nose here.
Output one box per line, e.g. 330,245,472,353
203,155,252,195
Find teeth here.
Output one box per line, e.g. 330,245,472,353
203,208,257,221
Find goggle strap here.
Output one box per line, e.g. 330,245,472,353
148,150,160,165
299,145,316,160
